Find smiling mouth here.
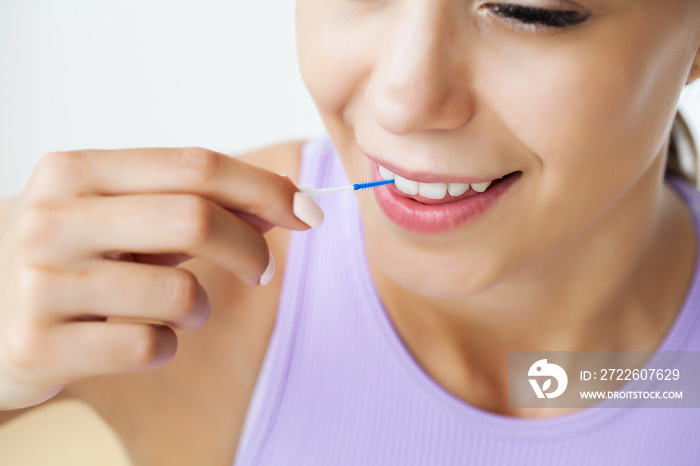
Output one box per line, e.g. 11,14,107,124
377,163,520,204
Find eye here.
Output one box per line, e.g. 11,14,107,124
484,3,591,32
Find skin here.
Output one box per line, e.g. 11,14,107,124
0,0,699,463
0,143,306,464
297,0,700,413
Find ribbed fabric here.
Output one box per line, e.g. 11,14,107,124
234,135,700,466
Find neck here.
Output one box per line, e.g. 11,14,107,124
368,150,697,402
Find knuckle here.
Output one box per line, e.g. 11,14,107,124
4,319,50,373
16,264,51,309
34,152,63,177
175,147,220,187
174,195,214,245
163,270,199,319
14,202,61,247
35,151,85,181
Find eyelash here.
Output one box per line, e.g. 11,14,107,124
485,3,591,31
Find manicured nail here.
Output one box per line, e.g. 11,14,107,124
258,253,275,286
293,191,324,228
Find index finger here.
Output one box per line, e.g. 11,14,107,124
29,147,322,231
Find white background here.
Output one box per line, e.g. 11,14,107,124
1,0,699,199
0,0,325,199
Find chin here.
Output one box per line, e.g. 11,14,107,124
383,260,501,299
366,236,508,300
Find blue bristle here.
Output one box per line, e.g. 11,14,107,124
353,179,395,191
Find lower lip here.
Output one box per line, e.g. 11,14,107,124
370,164,521,234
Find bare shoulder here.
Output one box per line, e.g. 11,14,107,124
62,140,307,463
233,139,305,180
0,197,12,218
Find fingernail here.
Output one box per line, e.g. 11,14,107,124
258,253,275,286
293,192,324,228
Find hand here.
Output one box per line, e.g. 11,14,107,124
0,147,323,409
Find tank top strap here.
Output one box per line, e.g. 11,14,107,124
233,135,359,465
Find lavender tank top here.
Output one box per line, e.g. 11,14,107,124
234,136,700,466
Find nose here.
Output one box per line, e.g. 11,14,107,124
365,5,475,135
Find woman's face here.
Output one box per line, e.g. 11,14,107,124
296,0,700,298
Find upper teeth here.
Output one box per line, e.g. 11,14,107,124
378,165,492,200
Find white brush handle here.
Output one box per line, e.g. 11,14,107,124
298,184,353,201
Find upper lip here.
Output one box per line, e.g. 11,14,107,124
361,149,515,184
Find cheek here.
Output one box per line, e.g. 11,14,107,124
296,3,372,118
296,3,380,184
295,2,698,298
486,19,690,184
